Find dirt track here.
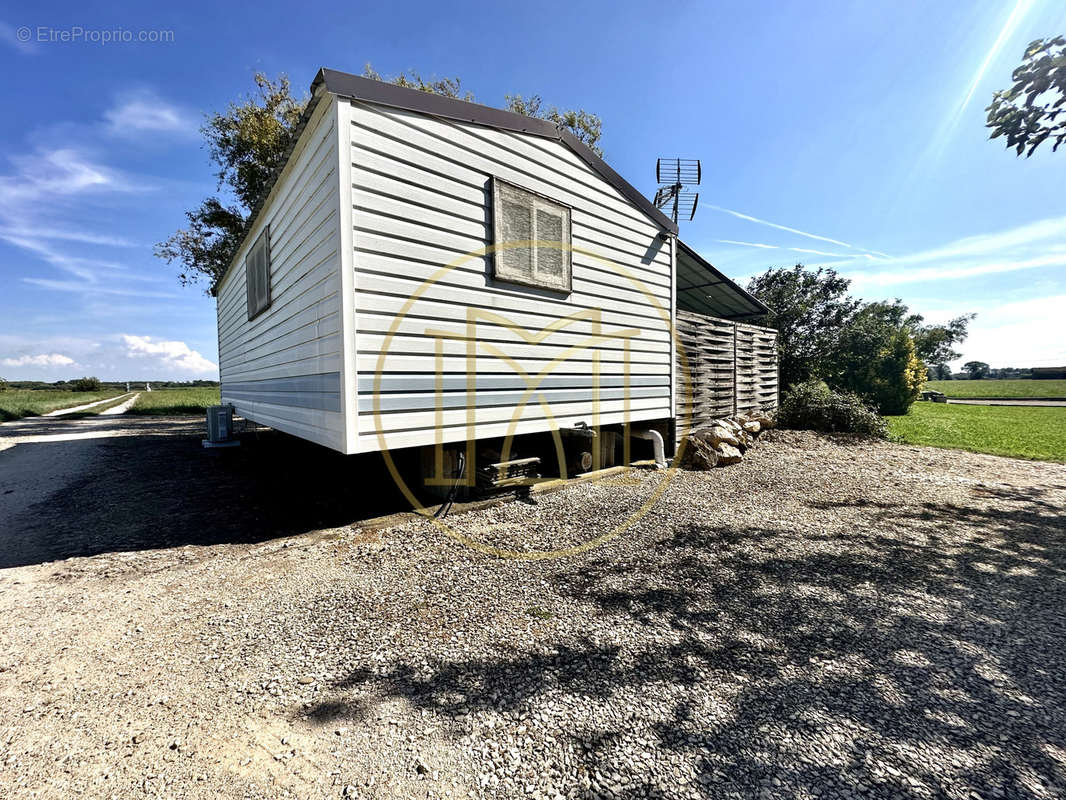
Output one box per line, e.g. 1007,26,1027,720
1,419,1065,800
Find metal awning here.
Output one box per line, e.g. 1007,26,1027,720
676,240,770,320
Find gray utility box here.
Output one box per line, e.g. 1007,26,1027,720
205,405,234,443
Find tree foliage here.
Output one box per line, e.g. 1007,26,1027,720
829,303,927,415
746,266,861,390
986,36,1066,156
71,377,101,392
361,64,473,101
963,360,991,380
747,268,975,415
506,95,604,157
156,74,308,291
158,69,606,292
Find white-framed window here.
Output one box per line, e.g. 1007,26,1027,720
492,178,572,293
245,226,271,320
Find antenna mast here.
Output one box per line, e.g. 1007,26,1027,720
653,158,701,224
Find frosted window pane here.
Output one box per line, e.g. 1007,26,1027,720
499,187,533,280
536,207,564,283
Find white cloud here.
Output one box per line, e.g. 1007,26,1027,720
122,334,217,374
104,91,197,137
708,204,889,257
0,226,134,247
840,215,1066,288
716,239,853,258
0,334,218,380
0,146,169,299
1,353,76,367
0,149,130,209
947,295,1066,369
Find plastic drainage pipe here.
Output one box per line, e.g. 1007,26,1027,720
631,428,667,469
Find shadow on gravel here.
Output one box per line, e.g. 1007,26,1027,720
0,421,413,569
312,489,1066,799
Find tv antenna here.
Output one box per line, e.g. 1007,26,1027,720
653,158,701,224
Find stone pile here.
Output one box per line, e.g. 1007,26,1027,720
676,409,776,470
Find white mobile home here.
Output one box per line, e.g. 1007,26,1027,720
215,68,768,458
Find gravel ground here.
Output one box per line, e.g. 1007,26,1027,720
1,428,1065,800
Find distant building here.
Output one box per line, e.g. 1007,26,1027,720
1032,367,1066,380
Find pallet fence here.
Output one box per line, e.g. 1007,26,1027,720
675,309,779,436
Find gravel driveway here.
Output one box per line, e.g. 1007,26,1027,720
1,424,1064,800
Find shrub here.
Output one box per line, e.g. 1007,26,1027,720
71,376,101,392
832,313,926,415
778,380,888,438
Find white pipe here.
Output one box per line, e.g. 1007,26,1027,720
631,428,667,469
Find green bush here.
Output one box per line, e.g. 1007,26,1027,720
71,376,101,392
778,380,888,438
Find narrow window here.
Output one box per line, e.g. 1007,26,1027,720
245,226,271,320
492,178,571,293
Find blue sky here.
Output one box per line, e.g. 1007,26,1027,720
1,0,1064,381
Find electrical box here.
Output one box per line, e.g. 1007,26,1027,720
205,405,234,443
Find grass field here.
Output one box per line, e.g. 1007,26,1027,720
888,402,1066,462
0,390,124,422
924,379,1066,399
127,387,221,416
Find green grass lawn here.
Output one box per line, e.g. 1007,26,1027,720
0,389,124,422
127,386,221,416
888,402,1066,462
924,379,1066,399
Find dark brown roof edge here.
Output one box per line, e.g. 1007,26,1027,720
313,68,678,235
676,239,772,317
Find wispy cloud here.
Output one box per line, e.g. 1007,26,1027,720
0,226,135,247
841,215,1066,288
0,144,168,299
717,239,777,249
708,204,889,257
104,90,197,137
716,239,853,258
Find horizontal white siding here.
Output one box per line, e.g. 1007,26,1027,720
216,98,346,451
349,100,673,453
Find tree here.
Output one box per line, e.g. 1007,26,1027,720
72,377,101,392
360,64,473,100
747,270,973,414
986,36,1066,156
156,74,308,291
746,265,861,390
159,69,606,291
827,302,926,415
932,363,952,381
505,95,603,156
0,376,8,392
909,312,975,366
963,361,991,380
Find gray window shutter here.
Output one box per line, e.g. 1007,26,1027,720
245,227,271,319
492,178,570,293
